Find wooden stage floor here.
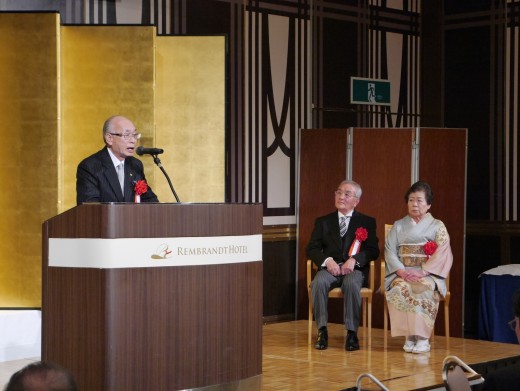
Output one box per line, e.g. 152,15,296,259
262,320,520,390
1,320,518,390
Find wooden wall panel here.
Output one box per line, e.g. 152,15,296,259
419,127,467,337
350,128,415,328
351,128,414,247
297,129,348,321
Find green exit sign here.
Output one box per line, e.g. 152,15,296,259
350,77,391,106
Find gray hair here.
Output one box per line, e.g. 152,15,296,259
338,180,362,198
102,115,120,137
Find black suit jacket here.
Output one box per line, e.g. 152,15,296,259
76,147,159,204
306,210,379,284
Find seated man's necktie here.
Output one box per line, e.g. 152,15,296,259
340,216,348,237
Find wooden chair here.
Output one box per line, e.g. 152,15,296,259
307,259,375,346
381,224,450,347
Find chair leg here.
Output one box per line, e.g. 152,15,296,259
383,300,388,349
361,298,367,346
445,301,450,341
367,299,372,347
308,298,313,345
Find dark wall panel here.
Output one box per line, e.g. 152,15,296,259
444,1,493,14
186,0,231,34
263,239,296,319
445,27,491,220
320,18,358,128
464,234,501,338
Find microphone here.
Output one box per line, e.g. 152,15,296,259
136,146,164,156
138,145,180,202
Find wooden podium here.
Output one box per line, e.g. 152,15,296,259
42,203,263,391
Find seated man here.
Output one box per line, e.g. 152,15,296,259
307,180,379,351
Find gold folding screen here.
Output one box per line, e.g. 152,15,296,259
60,26,156,209
0,13,59,307
0,13,225,307
155,36,225,202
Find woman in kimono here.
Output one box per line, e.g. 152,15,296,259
385,181,453,353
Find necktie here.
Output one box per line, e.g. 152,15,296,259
117,163,124,193
339,216,348,237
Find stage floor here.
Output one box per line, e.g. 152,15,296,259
1,320,519,390
262,320,519,390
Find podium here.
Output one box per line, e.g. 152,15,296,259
42,203,263,391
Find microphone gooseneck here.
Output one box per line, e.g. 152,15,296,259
136,146,180,202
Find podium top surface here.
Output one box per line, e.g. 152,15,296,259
43,203,263,239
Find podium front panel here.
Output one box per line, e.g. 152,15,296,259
42,203,263,391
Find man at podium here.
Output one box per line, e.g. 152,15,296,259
76,115,159,204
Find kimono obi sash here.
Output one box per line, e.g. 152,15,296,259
398,244,427,267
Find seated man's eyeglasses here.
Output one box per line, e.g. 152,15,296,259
335,190,358,199
110,132,141,141
508,318,517,331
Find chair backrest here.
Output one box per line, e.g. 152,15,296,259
442,355,480,391
384,224,393,241
307,259,314,289
380,224,393,293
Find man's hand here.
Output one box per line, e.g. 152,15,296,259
340,258,356,275
326,259,342,276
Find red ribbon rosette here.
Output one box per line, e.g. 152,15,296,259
134,180,148,203
423,240,437,260
348,227,368,257
355,227,368,242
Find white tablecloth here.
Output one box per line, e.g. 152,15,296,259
481,264,520,276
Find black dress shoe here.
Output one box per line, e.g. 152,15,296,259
314,327,328,350
345,332,359,351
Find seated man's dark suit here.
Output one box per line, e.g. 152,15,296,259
307,210,379,333
76,146,159,204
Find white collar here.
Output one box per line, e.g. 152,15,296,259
107,148,124,169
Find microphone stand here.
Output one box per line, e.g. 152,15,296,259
151,154,181,202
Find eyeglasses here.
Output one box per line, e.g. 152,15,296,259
508,318,517,331
335,190,358,199
109,132,141,141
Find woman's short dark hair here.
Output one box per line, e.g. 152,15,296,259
405,181,434,205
